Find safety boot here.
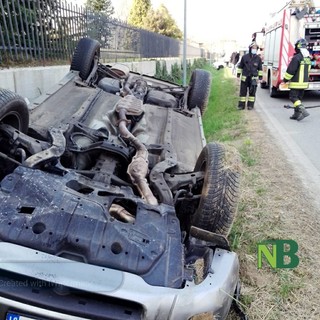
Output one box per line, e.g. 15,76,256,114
289,107,301,120
237,103,245,110
296,105,309,121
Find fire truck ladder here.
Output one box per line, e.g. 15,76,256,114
286,0,317,20
288,0,315,9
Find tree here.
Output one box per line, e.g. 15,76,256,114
144,5,182,39
85,0,115,48
85,0,114,16
128,0,151,28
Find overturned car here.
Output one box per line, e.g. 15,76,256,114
0,38,242,319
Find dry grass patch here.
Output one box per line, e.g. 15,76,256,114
227,111,320,319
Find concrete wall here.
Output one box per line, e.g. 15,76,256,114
0,58,183,102
0,66,70,102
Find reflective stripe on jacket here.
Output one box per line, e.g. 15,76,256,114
283,52,311,89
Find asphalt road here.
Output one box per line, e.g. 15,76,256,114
254,87,320,209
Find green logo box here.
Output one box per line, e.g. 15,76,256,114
257,240,299,269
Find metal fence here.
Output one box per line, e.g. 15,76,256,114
0,0,199,65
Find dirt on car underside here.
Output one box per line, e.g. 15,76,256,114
30,71,205,170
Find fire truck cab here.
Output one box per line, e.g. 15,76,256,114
260,0,320,97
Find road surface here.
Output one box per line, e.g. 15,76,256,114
255,87,320,209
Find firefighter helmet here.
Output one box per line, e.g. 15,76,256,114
249,42,259,54
249,42,258,49
295,38,308,51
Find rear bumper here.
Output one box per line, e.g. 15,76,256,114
278,81,320,91
0,242,239,319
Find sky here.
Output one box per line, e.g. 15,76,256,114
110,0,289,45
70,0,320,46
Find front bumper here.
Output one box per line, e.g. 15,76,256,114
0,242,239,319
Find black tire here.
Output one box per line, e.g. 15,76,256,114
260,81,268,89
70,38,101,80
269,85,278,98
191,142,241,236
187,69,212,114
0,89,29,133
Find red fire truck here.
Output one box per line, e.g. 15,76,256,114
259,0,320,97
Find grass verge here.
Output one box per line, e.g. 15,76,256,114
202,66,320,319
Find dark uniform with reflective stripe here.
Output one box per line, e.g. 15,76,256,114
283,38,310,121
237,53,263,109
283,51,311,108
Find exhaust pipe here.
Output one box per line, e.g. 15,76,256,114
116,96,158,205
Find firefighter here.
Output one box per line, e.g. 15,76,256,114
282,38,311,121
236,42,263,110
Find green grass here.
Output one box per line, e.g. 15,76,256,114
276,269,304,300
202,67,244,142
238,137,258,167
202,66,258,172
202,66,259,255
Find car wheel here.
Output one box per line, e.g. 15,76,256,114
191,142,241,236
0,89,29,133
187,69,212,114
70,37,101,80
269,85,278,98
260,81,268,89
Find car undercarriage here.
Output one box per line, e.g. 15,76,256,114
0,38,242,319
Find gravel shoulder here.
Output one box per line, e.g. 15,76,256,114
229,108,320,319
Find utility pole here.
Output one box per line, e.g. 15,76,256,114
183,0,187,86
